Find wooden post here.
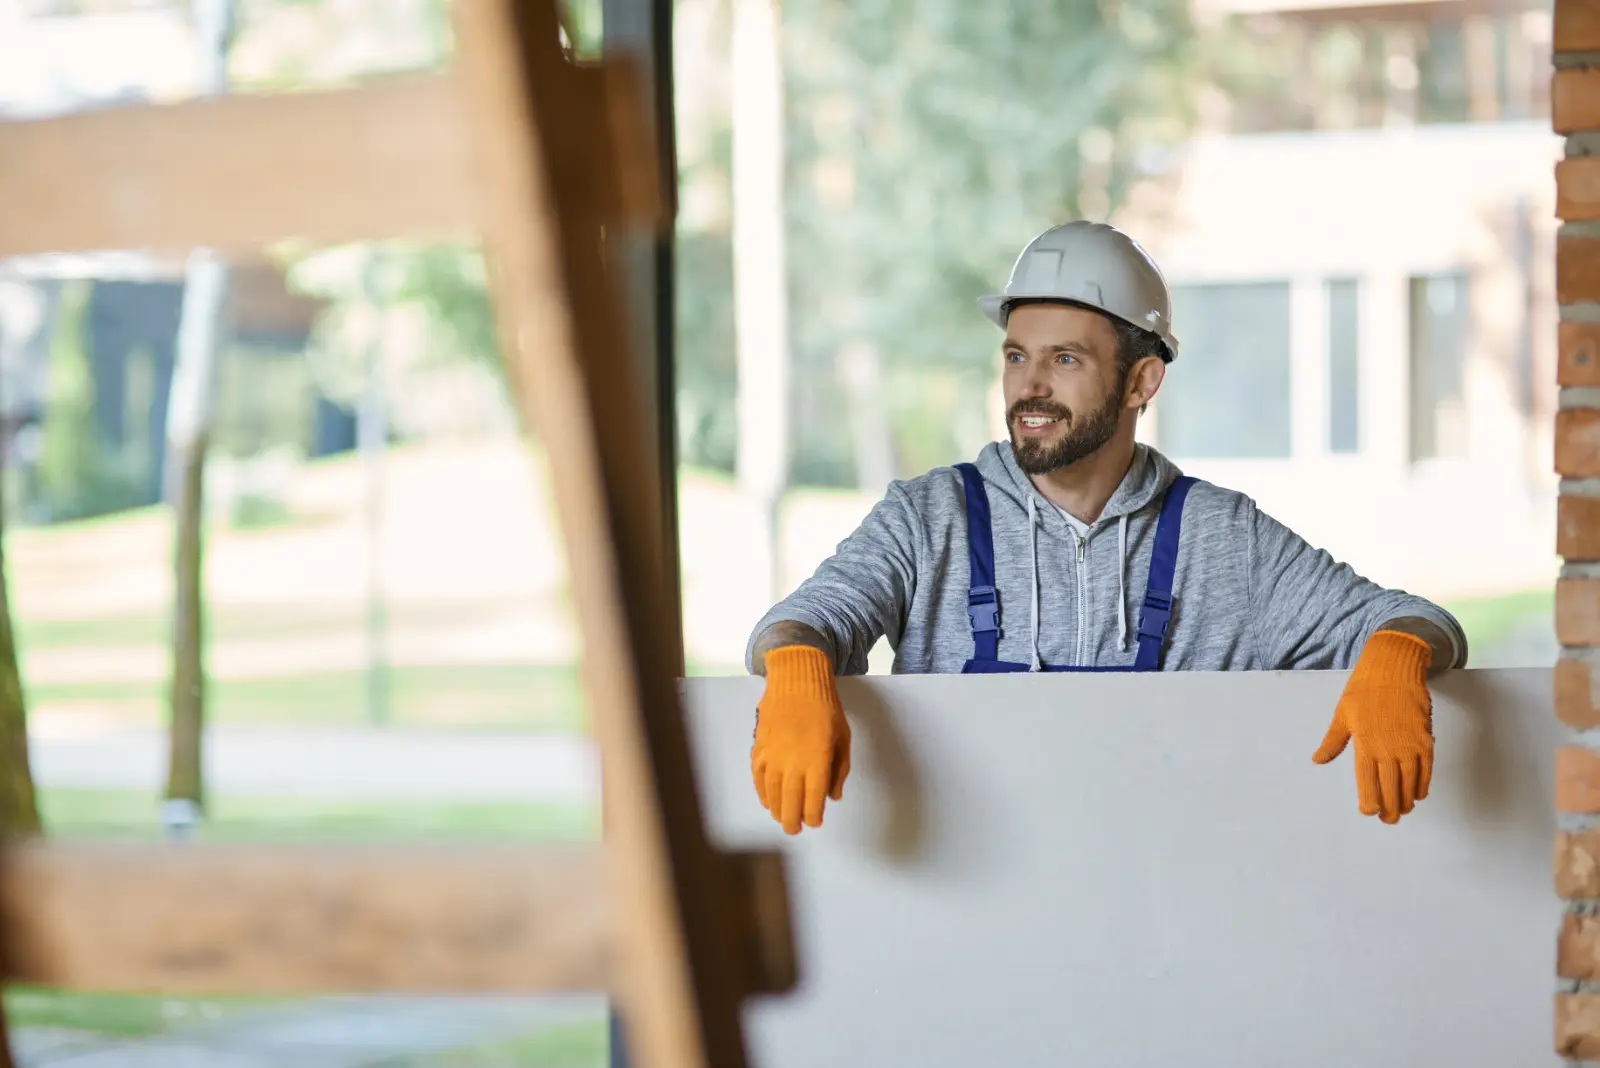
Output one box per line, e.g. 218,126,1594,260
0,4,796,1065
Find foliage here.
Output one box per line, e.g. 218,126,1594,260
282,241,501,415
34,282,146,521
676,223,740,474
783,0,1202,484
674,0,1205,486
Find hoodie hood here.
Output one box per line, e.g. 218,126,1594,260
973,439,1181,537
971,440,1183,665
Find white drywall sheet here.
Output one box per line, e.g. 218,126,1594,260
683,668,1559,1068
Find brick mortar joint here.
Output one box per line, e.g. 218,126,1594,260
1562,388,1600,410
1561,731,1600,748
1560,813,1600,833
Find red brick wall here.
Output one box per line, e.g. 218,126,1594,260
1557,2,1600,1054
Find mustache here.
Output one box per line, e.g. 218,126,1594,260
1008,401,1071,422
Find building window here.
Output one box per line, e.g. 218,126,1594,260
1408,271,1471,461
1327,279,1360,454
1158,282,1292,459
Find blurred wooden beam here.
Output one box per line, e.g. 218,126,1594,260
0,74,480,258
0,66,664,261
0,842,611,993
452,0,765,1064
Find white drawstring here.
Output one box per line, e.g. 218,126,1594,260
1027,495,1042,672
1117,514,1129,650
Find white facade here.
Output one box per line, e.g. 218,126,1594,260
1116,120,1563,600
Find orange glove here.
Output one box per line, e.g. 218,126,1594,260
751,645,851,835
1312,630,1434,824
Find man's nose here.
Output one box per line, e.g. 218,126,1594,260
1017,361,1052,399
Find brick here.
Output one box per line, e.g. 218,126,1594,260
1560,658,1600,730
1564,497,1600,561
1557,69,1600,134
1563,159,1600,223
1559,746,1600,813
1558,411,1600,477
1560,236,1600,304
1558,994,1600,1058
1559,0,1600,52
1562,913,1600,978
1557,829,1600,897
1563,323,1600,387
1559,580,1600,644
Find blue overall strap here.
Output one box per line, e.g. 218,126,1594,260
1133,476,1197,671
955,463,1001,662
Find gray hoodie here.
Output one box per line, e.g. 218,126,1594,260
745,442,1466,675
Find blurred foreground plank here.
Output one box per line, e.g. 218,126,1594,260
0,841,611,993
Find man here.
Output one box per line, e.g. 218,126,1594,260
746,221,1467,837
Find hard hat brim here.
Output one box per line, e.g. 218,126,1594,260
977,293,1006,327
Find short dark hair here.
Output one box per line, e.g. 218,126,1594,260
1109,315,1171,376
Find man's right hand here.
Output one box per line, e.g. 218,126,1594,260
752,645,851,835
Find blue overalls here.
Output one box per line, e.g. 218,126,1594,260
954,463,1197,673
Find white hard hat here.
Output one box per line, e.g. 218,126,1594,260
978,221,1179,362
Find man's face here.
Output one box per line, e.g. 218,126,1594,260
1001,303,1129,476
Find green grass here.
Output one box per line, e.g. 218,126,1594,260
38,788,599,843
26,662,587,732
1441,587,1554,657
5,988,273,1038
417,1019,607,1067
17,615,169,648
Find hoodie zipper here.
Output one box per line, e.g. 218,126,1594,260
1071,529,1088,667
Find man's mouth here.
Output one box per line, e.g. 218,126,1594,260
1013,410,1066,436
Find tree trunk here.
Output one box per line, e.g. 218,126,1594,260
0,484,41,838
164,0,235,811
164,427,209,808
163,251,229,810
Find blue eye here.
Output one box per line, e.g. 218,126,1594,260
1056,353,1076,365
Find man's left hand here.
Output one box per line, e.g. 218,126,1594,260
1312,630,1434,824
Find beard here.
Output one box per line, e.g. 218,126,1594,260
1008,377,1127,476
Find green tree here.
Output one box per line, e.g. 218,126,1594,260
35,281,122,520
779,0,1203,484
283,241,500,407
0,483,41,837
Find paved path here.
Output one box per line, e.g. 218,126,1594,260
28,726,600,802
14,994,607,1067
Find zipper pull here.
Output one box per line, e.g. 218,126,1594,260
1077,535,1086,564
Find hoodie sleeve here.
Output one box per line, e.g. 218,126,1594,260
1247,502,1468,671
743,481,924,676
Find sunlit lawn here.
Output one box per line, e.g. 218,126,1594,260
1441,587,1553,657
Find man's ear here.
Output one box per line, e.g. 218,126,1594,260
1125,357,1166,411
